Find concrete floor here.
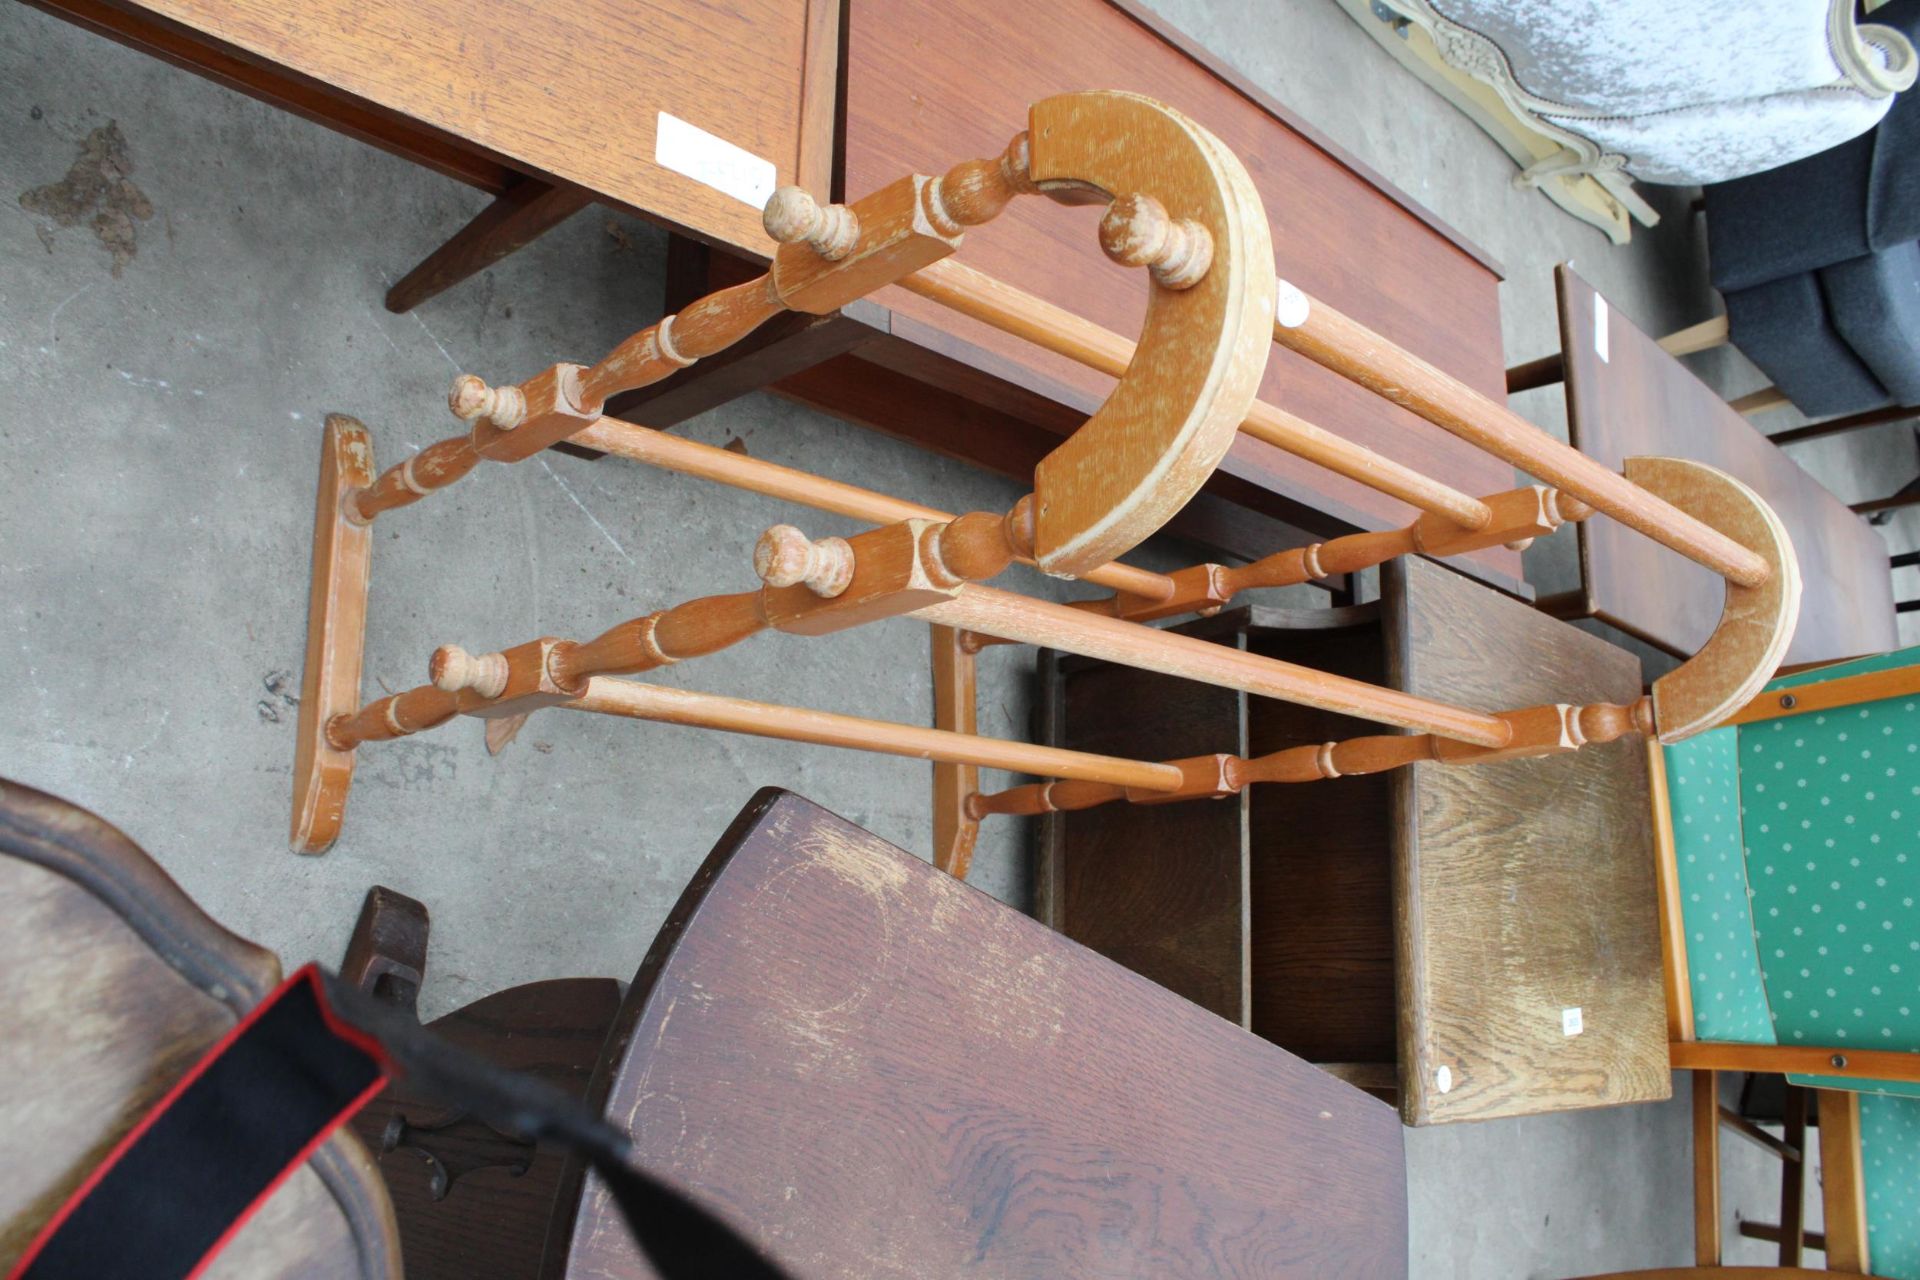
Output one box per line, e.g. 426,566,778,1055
3,1,1911,1274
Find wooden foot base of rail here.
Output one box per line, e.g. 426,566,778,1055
291,416,376,854
930,624,981,879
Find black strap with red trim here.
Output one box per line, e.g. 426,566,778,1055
10,966,789,1280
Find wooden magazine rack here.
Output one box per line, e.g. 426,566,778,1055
292,90,1802,870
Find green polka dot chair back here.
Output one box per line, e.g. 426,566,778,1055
1666,646,1920,1278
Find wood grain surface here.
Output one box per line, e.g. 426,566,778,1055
1387,556,1668,1124
1557,266,1896,666
1039,632,1251,1025
58,0,838,255
842,0,1519,585
0,778,398,1278
352,979,623,1280
560,789,1407,1279
1245,614,1399,1070
1037,561,1665,1126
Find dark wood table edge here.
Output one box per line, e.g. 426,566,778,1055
537,787,796,1278
1380,557,1430,1126
1554,262,1897,661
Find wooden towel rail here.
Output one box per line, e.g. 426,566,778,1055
291,88,1801,873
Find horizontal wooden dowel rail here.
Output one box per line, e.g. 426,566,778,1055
1268,282,1771,588
972,694,1653,817
1669,1040,1920,1085
566,416,1174,601
1066,485,1573,623
565,678,1185,790
901,259,1492,530
913,583,1511,746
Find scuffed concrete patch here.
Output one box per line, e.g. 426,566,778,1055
19,120,154,276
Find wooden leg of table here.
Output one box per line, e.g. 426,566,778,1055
930,624,980,879
1819,1089,1871,1274
1694,1069,1722,1266
384,179,591,313
1505,352,1565,394
340,885,430,1015
600,236,887,430
1769,402,1918,446
291,415,376,855
1731,385,1793,417
1658,314,1730,357
1536,589,1592,622
1853,475,1920,517
1778,1083,1806,1267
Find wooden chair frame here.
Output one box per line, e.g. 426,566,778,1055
1644,662,1920,1278
293,89,1802,868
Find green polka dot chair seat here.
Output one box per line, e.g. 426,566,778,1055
1667,647,1920,1278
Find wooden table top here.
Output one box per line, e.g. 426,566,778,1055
77,0,837,256
1557,266,1897,665
843,0,1523,590
1388,555,1669,1124
559,789,1407,1279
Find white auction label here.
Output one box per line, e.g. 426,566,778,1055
1274,279,1311,329
1562,1006,1585,1037
1593,294,1610,363
654,112,776,210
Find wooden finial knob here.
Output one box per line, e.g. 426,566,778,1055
430,644,509,698
762,187,859,260
1098,193,1214,290
448,374,526,429
754,525,855,597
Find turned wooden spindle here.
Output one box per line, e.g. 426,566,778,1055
547,591,773,690
927,498,1036,584
345,433,482,523
430,644,508,698
754,525,856,597
577,274,787,408
1575,697,1656,745
448,372,526,430
326,685,463,749
1061,486,1572,625
969,696,1657,821
919,132,1038,235
969,777,1130,818
1097,193,1213,290
1231,735,1440,787
762,187,860,260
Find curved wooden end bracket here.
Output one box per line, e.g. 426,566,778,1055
1626,457,1801,744
1025,90,1275,576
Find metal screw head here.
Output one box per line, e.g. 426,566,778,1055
1780,694,1797,709
1831,1053,1849,1069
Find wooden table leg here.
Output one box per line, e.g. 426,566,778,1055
930,624,980,878
1777,1084,1806,1267
1694,1070,1721,1266
385,179,591,313
1819,1089,1871,1274
291,416,376,855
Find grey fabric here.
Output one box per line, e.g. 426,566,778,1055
1706,0,1920,290
1422,0,1901,184
1706,139,1875,291
1430,0,1865,117
1870,0,1920,249
1725,270,1893,417
1822,242,1920,404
